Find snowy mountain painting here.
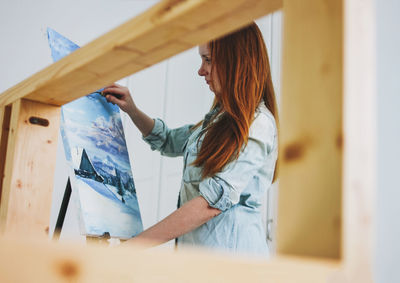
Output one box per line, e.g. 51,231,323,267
48,28,143,239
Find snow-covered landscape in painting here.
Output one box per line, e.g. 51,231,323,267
76,176,142,238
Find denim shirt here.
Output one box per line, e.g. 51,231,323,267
143,103,278,257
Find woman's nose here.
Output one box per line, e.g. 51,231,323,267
198,64,207,76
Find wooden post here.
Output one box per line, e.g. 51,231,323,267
277,0,343,258
0,99,60,238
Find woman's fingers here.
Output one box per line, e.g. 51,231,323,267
105,94,122,106
103,83,127,94
103,87,127,95
102,90,126,100
102,86,130,102
102,84,136,114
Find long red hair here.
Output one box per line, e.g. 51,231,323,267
193,22,278,180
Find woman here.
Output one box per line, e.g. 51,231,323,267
103,22,278,257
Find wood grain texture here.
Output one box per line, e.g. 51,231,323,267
342,0,375,282
0,0,282,107
0,238,340,283
277,0,343,258
0,99,60,238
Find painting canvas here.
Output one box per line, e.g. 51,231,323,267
48,28,143,239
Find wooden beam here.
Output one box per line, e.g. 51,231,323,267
0,99,60,238
342,0,375,282
277,0,343,258
0,0,282,107
0,238,340,283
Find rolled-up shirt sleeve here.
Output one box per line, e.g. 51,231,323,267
199,176,240,211
198,113,276,211
143,118,193,157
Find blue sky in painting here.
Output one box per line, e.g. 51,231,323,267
47,28,79,62
62,95,131,171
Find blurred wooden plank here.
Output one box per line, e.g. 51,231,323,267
342,0,375,282
277,0,343,258
134,41,190,65
0,0,282,107
0,238,340,283
0,99,60,238
180,0,282,45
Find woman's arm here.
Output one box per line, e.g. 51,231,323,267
103,84,193,156
102,84,154,137
125,196,221,247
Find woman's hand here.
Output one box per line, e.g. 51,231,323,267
102,83,155,137
102,83,137,116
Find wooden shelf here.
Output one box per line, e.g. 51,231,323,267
0,237,341,283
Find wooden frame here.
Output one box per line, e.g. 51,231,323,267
0,0,375,282
0,100,60,236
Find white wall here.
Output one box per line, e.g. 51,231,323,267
0,0,282,250
375,0,400,282
256,12,283,253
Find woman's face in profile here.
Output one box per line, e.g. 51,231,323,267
198,44,221,94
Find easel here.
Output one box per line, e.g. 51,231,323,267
52,178,72,241
52,176,115,245
0,0,375,282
